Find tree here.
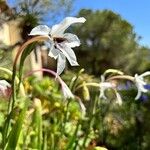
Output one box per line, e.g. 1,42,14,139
73,9,150,76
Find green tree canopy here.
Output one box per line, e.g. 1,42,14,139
73,9,150,76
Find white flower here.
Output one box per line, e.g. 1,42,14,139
99,75,122,105
134,71,150,100
99,75,116,99
29,17,86,76
0,80,11,96
115,90,123,105
99,82,115,99
61,80,74,99
59,76,86,115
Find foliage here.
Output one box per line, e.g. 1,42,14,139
1,6,150,149
72,9,150,75
1,70,150,149
0,51,11,68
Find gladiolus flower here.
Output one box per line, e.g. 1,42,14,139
134,72,150,100
29,17,86,76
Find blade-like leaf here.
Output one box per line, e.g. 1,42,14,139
17,42,36,94
6,100,29,149
30,99,42,150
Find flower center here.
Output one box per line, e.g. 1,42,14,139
53,37,66,43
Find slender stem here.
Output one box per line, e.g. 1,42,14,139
13,36,48,68
103,69,124,77
25,69,74,149
24,68,65,87
106,75,134,82
12,36,49,104
2,36,48,148
65,121,80,150
70,69,84,92
11,36,48,109
81,96,98,149
75,83,100,91
74,75,135,92
0,67,25,148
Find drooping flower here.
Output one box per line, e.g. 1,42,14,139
115,90,123,105
0,80,11,97
99,75,122,105
29,17,86,76
134,71,150,100
25,68,74,99
99,75,116,99
99,82,115,99
61,80,74,99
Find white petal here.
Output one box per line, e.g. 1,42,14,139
48,43,60,59
57,53,66,75
0,80,11,95
51,17,86,36
61,81,74,99
99,87,107,99
78,99,86,115
63,33,80,48
57,44,79,66
138,84,148,93
100,82,114,89
0,80,11,88
135,89,142,100
29,25,50,36
140,71,150,77
101,75,105,82
138,79,146,85
115,92,122,105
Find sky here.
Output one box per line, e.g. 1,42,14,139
73,0,150,47
6,0,150,47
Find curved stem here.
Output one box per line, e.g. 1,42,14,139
103,69,124,77
0,67,25,148
24,68,64,86
106,75,134,82
13,36,48,68
12,36,48,101
75,83,100,91
11,36,49,109
24,68,74,99
2,36,48,148
75,75,135,97
81,96,99,149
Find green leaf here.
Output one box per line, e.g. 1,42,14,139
30,99,42,150
17,42,36,94
66,121,80,150
5,100,29,149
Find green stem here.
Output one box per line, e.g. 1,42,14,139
1,36,48,148
0,67,25,148
103,69,124,77
81,96,98,149
60,99,71,138
65,121,80,150
75,82,100,91
70,69,84,92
